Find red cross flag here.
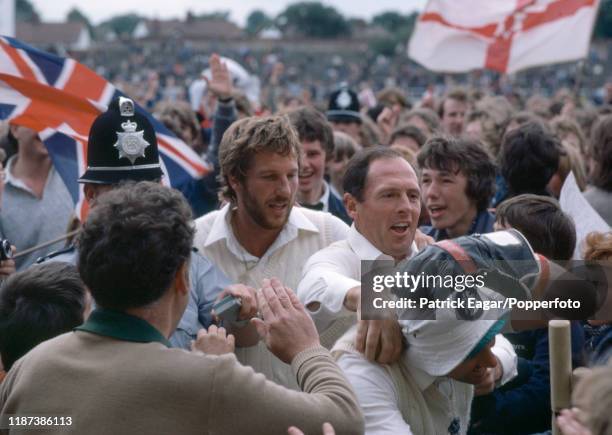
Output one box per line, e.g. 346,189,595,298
408,0,600,74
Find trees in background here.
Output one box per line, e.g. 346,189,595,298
16,0,40,24
276,2,351,39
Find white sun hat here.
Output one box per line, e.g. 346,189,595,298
401,319,505,376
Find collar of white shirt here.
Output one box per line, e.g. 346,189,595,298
317,180,332,212
204,203,320,261
347,224,417,262
5,155,53,195
303,180,332,212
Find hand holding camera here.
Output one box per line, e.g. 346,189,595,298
212,284,258,327
0,239,15,278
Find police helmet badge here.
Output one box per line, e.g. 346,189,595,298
112,97,149,164
113,120,150,164
335,90,352,109
79,96,162,184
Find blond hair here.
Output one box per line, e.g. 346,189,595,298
583,231,612,261
218,115,301,203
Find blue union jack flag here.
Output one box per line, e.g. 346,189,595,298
0,36,209,219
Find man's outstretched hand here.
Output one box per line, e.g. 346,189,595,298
252,278,320,364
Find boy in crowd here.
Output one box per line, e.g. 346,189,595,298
288,107,351,224
418,137,496,240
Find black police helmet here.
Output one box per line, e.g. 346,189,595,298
78,96,163,184
326,86,361,124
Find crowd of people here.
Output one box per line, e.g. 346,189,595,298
0,48,611,435
76,38,611,114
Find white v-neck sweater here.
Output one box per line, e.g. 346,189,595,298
194,207,348,389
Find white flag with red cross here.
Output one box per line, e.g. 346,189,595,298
408,0,600,74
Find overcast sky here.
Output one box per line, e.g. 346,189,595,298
30,0,427,26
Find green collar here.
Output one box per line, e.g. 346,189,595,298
75,308,171,347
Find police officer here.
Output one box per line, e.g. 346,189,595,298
38,96,252,349
326,84,362,144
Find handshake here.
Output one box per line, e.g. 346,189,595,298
193,278,321,364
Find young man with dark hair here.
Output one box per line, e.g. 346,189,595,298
418,136,496,240
438,88,469,136
470,194,584,435
584,114,612,226
499,122,561,198
287,107,351,224
0,182,364,435
0,262,89,372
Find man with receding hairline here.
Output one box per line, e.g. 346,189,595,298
298,146,516,388
298,147,420,357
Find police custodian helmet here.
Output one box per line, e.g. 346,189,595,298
326,84,361,124
78,96,163,184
